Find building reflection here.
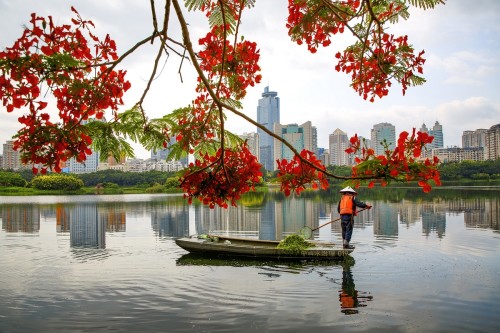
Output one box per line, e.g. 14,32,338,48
70,203,106,248
463,197,500,230
1,205,40,232
183,193,499,240
1,192,498,244
421,203,446,238
258,200,276,240
151,201,189,238
373,202,399,238
102,205,126,232
56,205,70,232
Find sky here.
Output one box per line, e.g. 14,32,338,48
1,0,499,158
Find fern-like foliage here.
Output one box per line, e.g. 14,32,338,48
407,0,446,10
185,0,257,33
84,120,135,163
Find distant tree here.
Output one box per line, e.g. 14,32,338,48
439,159,500,180
1,0,445,207
165,177,181,189
0,171,27,187
77,170,173,186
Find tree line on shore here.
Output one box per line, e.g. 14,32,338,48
0,159,499,192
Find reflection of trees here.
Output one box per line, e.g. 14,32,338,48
239,191,266,207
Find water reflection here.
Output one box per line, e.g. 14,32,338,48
1,189,499,245
177,253,374,315
339,258,373,315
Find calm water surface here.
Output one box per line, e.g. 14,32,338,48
0,188,499,332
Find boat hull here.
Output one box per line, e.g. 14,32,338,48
175,235,353,259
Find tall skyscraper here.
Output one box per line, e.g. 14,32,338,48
329,128,350,166
273,121,315,170
429,121,444,149
420,121,444,157
257,86,280,171
371,122,396,156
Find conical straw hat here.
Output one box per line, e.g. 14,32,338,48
339,186,357,194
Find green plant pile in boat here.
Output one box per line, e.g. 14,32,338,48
277,234,315,254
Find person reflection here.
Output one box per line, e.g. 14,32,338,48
339,258,373,315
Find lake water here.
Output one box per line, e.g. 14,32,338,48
0,188,499,332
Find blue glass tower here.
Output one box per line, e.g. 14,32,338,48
257,86,280,171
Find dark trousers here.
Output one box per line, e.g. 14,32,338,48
340,214,354,242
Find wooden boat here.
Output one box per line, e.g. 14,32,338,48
175,235,353,259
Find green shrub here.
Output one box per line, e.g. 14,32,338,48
31,174,84,191
145,183,166,193
164,177,180,189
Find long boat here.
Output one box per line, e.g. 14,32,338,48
175,235,353,259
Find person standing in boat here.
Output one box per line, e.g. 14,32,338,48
337,186,372,249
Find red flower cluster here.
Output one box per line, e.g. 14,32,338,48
346,129,441,192
276,150,329,196
286,1,426,102
287,0,360,53
0,7,130,173
198,25,262,100
335,33,426,102
180,143,263,208
173,95,219,153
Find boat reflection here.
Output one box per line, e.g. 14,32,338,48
176,252,349,268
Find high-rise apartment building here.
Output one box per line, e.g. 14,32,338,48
329,128,350,166
273,121,315,170
371,122,396,156
239,132,260,161
463,129,488,149
433,147,485,163
2,140,22,170
486,123,500,160
257,86,280,171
